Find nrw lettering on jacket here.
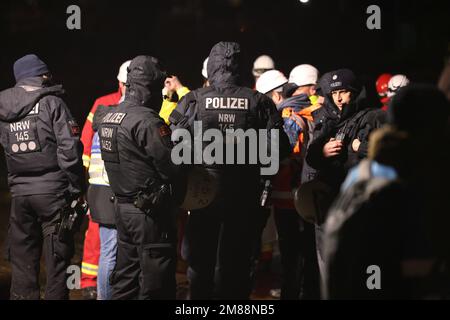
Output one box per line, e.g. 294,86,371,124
205,97,249,110
10,120,31,132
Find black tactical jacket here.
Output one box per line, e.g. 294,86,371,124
169,42,291,177
98,56,181,200
0,77,84,197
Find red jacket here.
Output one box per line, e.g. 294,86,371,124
81,88,122,168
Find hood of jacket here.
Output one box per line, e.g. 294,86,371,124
0,76,64,122
207,42,241,88
125,55,166,109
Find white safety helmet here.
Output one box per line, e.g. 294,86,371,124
180,166,219,210
255,70,288,94
387,74,410,97
288,64,319,87
117,60,132,83
201,57,209,79
252,55,275,77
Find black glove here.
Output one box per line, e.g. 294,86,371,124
134,180,172,214
57,198,89,242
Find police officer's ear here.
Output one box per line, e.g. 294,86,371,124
271,91,283,105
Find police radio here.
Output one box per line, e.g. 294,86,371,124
260,179,272,207
335,122,348,142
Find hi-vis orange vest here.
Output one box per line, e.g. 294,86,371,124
271,103,320,209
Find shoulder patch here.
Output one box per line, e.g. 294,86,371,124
28,103,40,115
159,124,171,137
68,119,81,136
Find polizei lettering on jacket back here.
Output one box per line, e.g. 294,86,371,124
205,97,249,110
102,112,127,124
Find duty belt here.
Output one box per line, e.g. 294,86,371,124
116,196,135,204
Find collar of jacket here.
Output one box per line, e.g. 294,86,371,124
0,79,63,122
313,99,340,124
278,94,322,122
277,94,310,111
125,83,153,108
15,76,49,91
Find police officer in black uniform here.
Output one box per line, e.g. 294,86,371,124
0,54,85,300
98,56,182,300
169,41,290,299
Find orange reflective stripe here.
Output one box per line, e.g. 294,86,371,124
298,103,321,122
282,108,293,118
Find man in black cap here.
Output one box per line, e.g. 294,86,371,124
305,69,386,275
0,54,85,299
322,84,450,299
98,55,182,299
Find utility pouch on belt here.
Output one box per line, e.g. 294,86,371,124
57,194,89,243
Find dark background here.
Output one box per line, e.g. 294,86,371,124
0,0,448,300
0,0,449,187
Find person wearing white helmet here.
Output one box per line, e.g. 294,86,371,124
254,69,288,298
252,54,275,84
257,67,322,299
287,64,321,102
387,74,410,98
202,57,209,87
79,59,131,300
256,69,288,103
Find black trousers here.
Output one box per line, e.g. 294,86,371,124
249,206,272,282
110,202,177,300
274,208,320,300
7,194,74,300
184,176,260,300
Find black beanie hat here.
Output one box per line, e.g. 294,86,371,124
328,69,360,93
317,72,332,96
13,54,50,82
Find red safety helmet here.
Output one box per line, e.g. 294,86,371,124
376,73,392,105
